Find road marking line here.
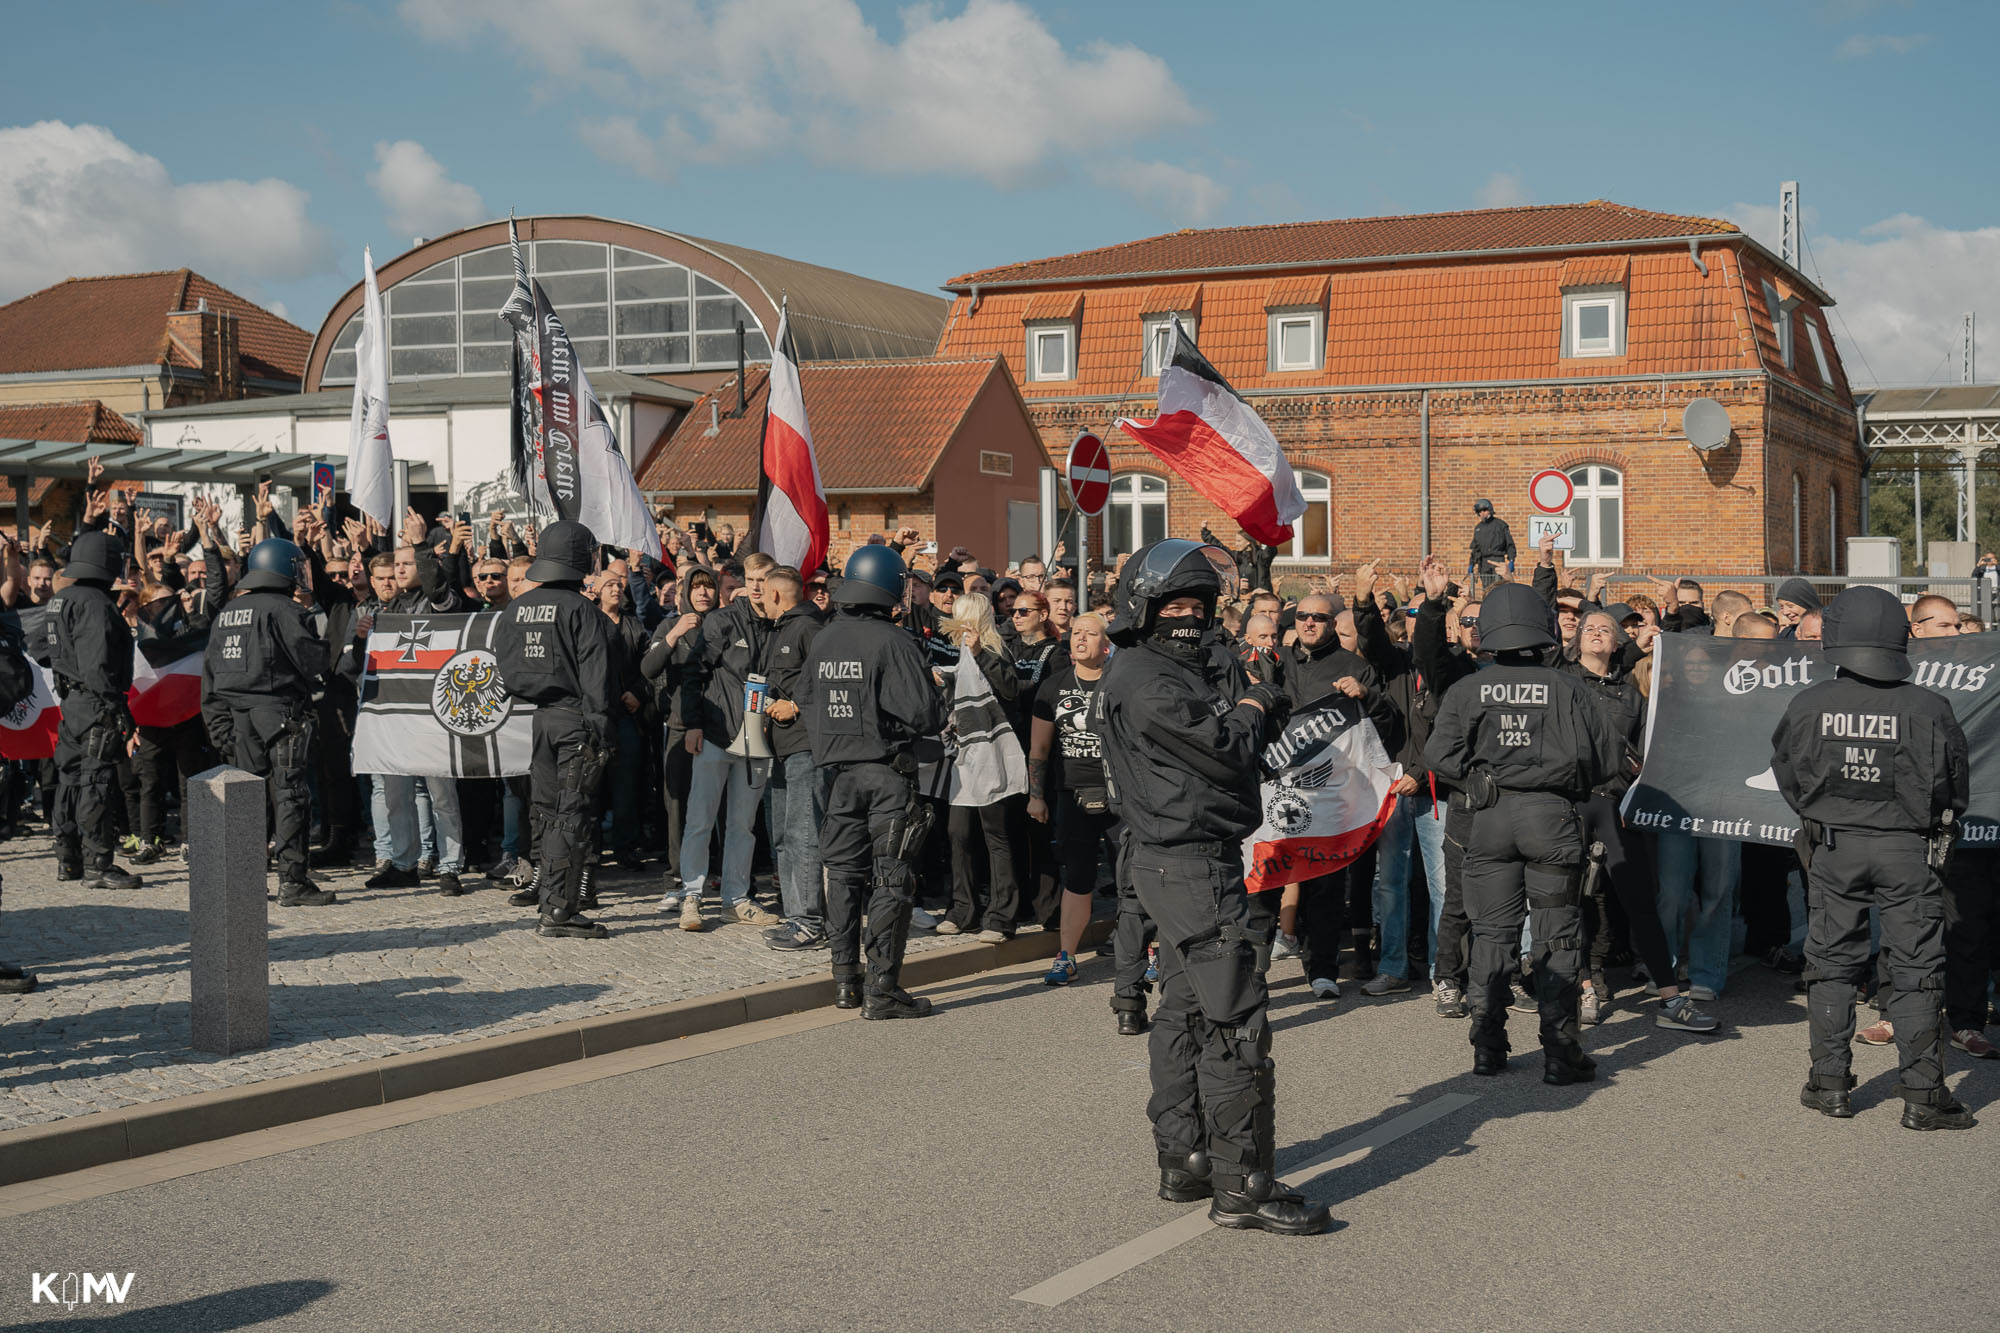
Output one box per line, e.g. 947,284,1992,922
1012,1091,1478,1308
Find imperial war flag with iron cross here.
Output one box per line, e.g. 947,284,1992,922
350,613,534,777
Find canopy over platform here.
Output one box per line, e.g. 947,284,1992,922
0,438,436,489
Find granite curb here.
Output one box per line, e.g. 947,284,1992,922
0,921,1108,1187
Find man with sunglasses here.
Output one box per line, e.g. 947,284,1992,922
470,558,512,610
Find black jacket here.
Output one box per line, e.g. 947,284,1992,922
48,583,132,699
1353,593,1430,783
1469,515,1517,573
763,603,824,760
799,608,945,766
1281,637,1395,744
681,599,770,748
1772,673,1968,834
1425,661,1620,798
1557,656,1646,798
493,585,618,724
641,610,704,740
1097,638,1264,847
202,590,329,713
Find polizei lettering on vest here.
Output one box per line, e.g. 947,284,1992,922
1819,712,1899,740
1479,682,1549,706
818,660,864,680
514,604,558,624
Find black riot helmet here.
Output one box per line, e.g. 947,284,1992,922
66,530,123,584
241,538,310,594
1476,581,1557,655
1820,585,1910,682
524,520,597,584
1107,539,1239,646
834,543,905,609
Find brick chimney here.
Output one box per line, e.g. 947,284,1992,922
164,298,243,401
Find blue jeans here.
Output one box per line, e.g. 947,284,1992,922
1372,790,1443,979
1655,832,1740,995
371,775,464,874
766,751,825,931
679,741,760,904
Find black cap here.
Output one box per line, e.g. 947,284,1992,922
1774,577,1823,613
1604,601,1641,625
1821,585,1910,681
931,569,965,593
525,520,597,584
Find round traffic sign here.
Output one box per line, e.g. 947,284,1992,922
1066,432,1112,517
1528,469,1574,515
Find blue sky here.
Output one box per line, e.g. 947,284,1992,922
2,0,1992,383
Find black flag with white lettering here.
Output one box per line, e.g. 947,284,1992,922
1622,633,2000,847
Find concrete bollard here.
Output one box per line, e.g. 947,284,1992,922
187,765,270,1054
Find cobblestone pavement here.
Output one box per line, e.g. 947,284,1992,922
0,832,998,1131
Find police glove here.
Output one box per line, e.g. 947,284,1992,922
1239,681,1283,715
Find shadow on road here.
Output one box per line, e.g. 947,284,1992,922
0,1278,336,1331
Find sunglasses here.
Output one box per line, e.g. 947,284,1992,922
1295,612,1332,624
475,573,505,581
1459,616,1481,628
1011,607,1042,617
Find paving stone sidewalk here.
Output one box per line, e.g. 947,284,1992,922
0,834,1006,1131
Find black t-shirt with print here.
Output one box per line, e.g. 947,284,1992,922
1032,664,1107,792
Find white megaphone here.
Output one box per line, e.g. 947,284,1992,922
727,672,775,760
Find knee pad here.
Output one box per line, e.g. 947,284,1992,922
1887,969,1943,997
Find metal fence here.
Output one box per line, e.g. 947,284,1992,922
1590,574,1997,623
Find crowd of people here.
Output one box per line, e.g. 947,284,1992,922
3,471,1994,1090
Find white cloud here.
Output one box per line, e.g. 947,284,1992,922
1726,200,2000,385
0,120,332,303
1475,171,1531,208
1091,159,1226,224
1836,32,1928,57
406,0,1203,192
369,139,487,241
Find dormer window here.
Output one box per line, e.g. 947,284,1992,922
1026,321,1074,382
1144,314,1196,376
1563,287,1625,358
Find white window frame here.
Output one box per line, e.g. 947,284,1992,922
1143,315,1196,377
1562,286,1625,358
1805,316,1833,383
1764,280,1795,368
1277,470,1333,560
1026,321,1074,382
1565,464,1625,565
1268,309,1324,372
1106,473,1168,557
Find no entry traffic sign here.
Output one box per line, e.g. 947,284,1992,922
1528,469,1574,515
1067,432,1111,516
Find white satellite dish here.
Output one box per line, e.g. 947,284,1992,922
1682,398,1733,452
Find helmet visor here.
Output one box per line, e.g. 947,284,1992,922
1122,539,1238,605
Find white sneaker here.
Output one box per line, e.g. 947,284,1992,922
975,928,1008,943
729,898,780,927
1271,931,1301,961
910,907,938,930
1310,977,1340,1001
932,919,961,935
679,896,704,932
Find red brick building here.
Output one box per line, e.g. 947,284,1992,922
636,356,1045,569
937,201,1863,580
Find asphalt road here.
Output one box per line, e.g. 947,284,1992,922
3,955,1995,1332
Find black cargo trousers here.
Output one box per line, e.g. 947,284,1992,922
1129,840,1274,1187
212,704,314,884
822,760,927,997
1461,788,1585,1057
54,690,128,871
529,706,607,916
1802,827,1949,1105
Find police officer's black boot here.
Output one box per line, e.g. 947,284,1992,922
1543,1044,1597,1086
56,836,82,881
833,974,864,1010
1799,1075,1856,1119
277,877,337,907
1471,1019,1509,1076
1117,1006,1150,1037
537,863,608,939
1208,1171,1334,1235
577,865,599,912
1158,1149,1212,1202
863,981,934,1020
1899,1094,1976,1131
85,861,142,892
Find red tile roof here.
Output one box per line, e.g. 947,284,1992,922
947,201,1738,288
0,270,310,384
1560,254,1630,287
637,357,1012,493
0,399,141,444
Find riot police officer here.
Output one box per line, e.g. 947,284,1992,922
49,531,141,890
1096,539,1331,1236
1772,586,1974,1128
1424,583,1620,1085
799,545,945,1018
202,539,333,906
493,521,618,940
